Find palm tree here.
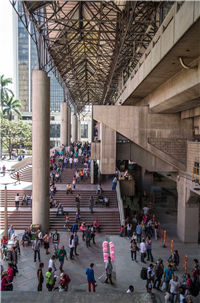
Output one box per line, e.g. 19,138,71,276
3,91,22,121
0,74,13,108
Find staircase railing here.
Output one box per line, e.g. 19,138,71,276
116,180,125,227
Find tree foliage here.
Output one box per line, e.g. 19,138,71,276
0,75,13,107
1,119,32,159
3,91,22,120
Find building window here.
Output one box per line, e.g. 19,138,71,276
50,124,60,138
81,124,88,138
50,116,55,121
22,116,32,120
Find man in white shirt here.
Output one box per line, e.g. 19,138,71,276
126,285,134,293
48,255,57,273
140,238,146,264
69,157,73,169
168,276,180,303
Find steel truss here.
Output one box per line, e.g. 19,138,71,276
10,1,163,112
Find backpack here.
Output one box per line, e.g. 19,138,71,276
140,267,147,280
190,282,199,297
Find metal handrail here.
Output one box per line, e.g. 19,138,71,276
116,180,125,227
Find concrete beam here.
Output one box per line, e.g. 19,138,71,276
137,57,200,114
181,106,200,119
100,124,116,174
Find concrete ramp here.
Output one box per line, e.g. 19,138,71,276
93,106,193,171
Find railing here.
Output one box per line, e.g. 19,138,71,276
11,156,32,171
116,181,125,227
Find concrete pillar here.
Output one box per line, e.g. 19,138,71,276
60,102,68,146
72,114,78,142
78,117,81,141
100,123,116,174
177,176,199,243
67,106,71,145
32,70,50,232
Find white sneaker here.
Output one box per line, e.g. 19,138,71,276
68,229,70,231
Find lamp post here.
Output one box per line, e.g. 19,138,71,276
0,168,15,238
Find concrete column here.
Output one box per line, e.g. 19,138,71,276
32,70,50,232
100,123,116,174
72,114,78,142
60,102,68,146
77,117,81,141
67,106,71,145
177,177,199,243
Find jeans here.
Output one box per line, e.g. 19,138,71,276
131,250,137,260
141,252,145,262
65,163,67,169
91,234,95,244
142,230,145,238
56,208,64,215
147,249,153,261
75,162,77,169
81,176,83,181
112,183,116,190
105,273,113,284
70,247,74,259
137,233,141,243
89,206,93,213
86,237,90,248
34,250,41,261
66,188,72,194
165,280,170,292
59,258,64,270
153,276,161,289
120,232,123,237
154,229,158,240
127,230,131,238
82,231,85,240
88,281,95,292
70,163,72,169
170,293,178,303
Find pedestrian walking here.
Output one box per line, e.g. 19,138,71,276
85,226,91,248
153,258,163,290
86,263,96,292
105,256,114,285
32,236,41,262
42,232,50,255
48,255,57,273
37,262,44,291
146,236,153,262
154,221,159,240
15,193,20,211
73,231,79,256
136,222,142,243
64,213,70,230
52,230,60,252
90,224,96,244
126,223,132,239
57,246,68,272
89,196,94,214
130,239,137,262
140,238,146,264
69,234,75,260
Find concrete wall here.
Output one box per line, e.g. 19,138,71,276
149,138,187,164
116,142,178,173
100,124,116,174
91,142,100,160
187,141,200,173
120,180,135,197
141,168,154,193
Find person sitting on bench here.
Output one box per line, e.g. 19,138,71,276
22,230,31,244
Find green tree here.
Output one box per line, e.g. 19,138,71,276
0,74,13,108
1,119,32,159
3,91,22,120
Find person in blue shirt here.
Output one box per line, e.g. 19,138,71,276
136,222,142,243
164,265,174,291
71,221,79,233
86,263,96,292
8,225,15,240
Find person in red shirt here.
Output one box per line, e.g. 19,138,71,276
60,272,71,291
192,264,199,285
1,236,8,259
120,225,124,237
6,263,14,283
1,273,12,291
93,220,100,233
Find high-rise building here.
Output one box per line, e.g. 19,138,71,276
17,2,64,113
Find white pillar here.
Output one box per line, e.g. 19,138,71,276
67,106,71,145
78,117,81,141
60,102,68,146
32,70,50,232
72,114,78,142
